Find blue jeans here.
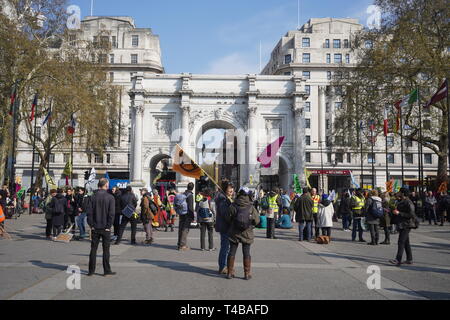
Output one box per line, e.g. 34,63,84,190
298,221,312,241
342,214,350,229
352,218,364,241
76,213,87,237
218,232,230,270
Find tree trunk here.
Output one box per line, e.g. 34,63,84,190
436,148,448,188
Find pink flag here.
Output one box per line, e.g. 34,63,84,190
257,136,285,168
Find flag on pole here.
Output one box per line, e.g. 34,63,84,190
383,107,389,136
350,171,360,189
368,119,375,131
62,158,72,176
88,168,96,184
386,179,394,192
42,109,52,126
29,94,38,122
67,115,76,135
396,89,419,109
257,136,285,168
304,168,312,188
393,179,400,192
425,79,448,108
172,144,204,179
43,167,57,190
293,174,302,194
9,84,17,116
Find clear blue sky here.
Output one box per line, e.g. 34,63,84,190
68,0,374,74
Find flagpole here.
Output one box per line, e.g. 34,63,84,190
371,122,375,189
29,95,38,215
46,99,53,194
10,96,19,197
385,133,389,183
399,103,405,187
71,132,74,187
447,82,450,186
417,87,424,195
359,123,363,189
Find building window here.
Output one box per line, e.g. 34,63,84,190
326,119,330,130
327,153,332,163
327,71,332,80
344,39,349,48
424,154,432,164
326,102,330,112
335,153,344,163
368,153,376,164
128,127,132,142
98,54,107,64
335,86,343,95
304,102,311,112
109,54,115,64
132,35,139,47
49,153,55,163
302,71,310,79
305,119,311,129
405,138,413,147
326,136,331,147
335,136,344,146
106,154,111,164
69,34,76,46
334,54,342,63
347,153,351,163
112,36,117,48
34,153,40,163
283,71,291,75
387,153,395,164
302,53,310,63
345,54,350,64
326,53,331,64
302,38,310,47
109,72,114,82
306,152,311,163
36,127,41,139
95,154,103,164
333,39,341,48
63,153,70,163
131,54,138,64
305,85,310,94
387,136,394,147
306,135,311,146
284,54,292,64
100,36,109,48
325,39,330,48
423,119,431,130
405,154,413,164
335,102,342,110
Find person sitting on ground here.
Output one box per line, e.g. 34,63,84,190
276,208,293,229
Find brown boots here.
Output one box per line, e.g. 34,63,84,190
243,257,252,280
226,256,235,279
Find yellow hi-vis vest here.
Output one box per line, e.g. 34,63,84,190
352,196,365,210
312,195,320,214
268,195,279,214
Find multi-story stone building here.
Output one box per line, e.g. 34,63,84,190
15,16,164,189
262,18,438,191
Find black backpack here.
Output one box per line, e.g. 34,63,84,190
232,203,252,231
370,199,384,218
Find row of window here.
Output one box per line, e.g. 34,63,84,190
284,53,351,64
300,38,350,49
304,152,433,164
34,153,113,164
90,35,139,48
94,53,139,64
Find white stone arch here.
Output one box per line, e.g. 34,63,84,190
142,148,173,187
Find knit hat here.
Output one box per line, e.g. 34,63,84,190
322,194,329,200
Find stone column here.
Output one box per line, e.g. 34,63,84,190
293,104,305,184
130,101,145,187
318,86,327,144
247,105,258,187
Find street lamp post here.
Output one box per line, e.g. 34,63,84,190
314,140,326,192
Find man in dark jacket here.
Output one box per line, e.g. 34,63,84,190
177,182,195,251
74,188,87,239
338,192,352,231
225,187,260,280
214,179,234,274
294,187,314,241
87,178,116,276
65,188,77,234
389,188,416,266
49,189,67,239
115,186,138,245
364,190,382,245
111,187,122,240
437,192,450,226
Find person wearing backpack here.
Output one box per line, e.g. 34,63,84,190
225,186,260,280
364,190,383,245
389,188,418,266
197,189,215,251
140,188,158,245
48,188,68,240
115,186,138,245
176,182,195,251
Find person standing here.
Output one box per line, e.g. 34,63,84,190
294,187,314,241
0,185,8,215
43,189,57,239
215,180,234,274
437,191,450,226
87,178,116,276
115,186,138,245
140,188,157,245
380,192,391,245
280,190,291,210
225,187,260,280
350,188,366,242
311,188,321,239
48,189,67,240
424,191,438,225
339,192,352,231
197,189,215,251
266,188,281,239
65,188,76,234
317,194,334,240
111,187,122,240
176,182,195,251
389,188,417,266
164,187,177,232
75,188,88,239
364,190,382,245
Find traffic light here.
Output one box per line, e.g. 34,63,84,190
84,171,89,180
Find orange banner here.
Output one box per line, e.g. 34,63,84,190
172,145,203,180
